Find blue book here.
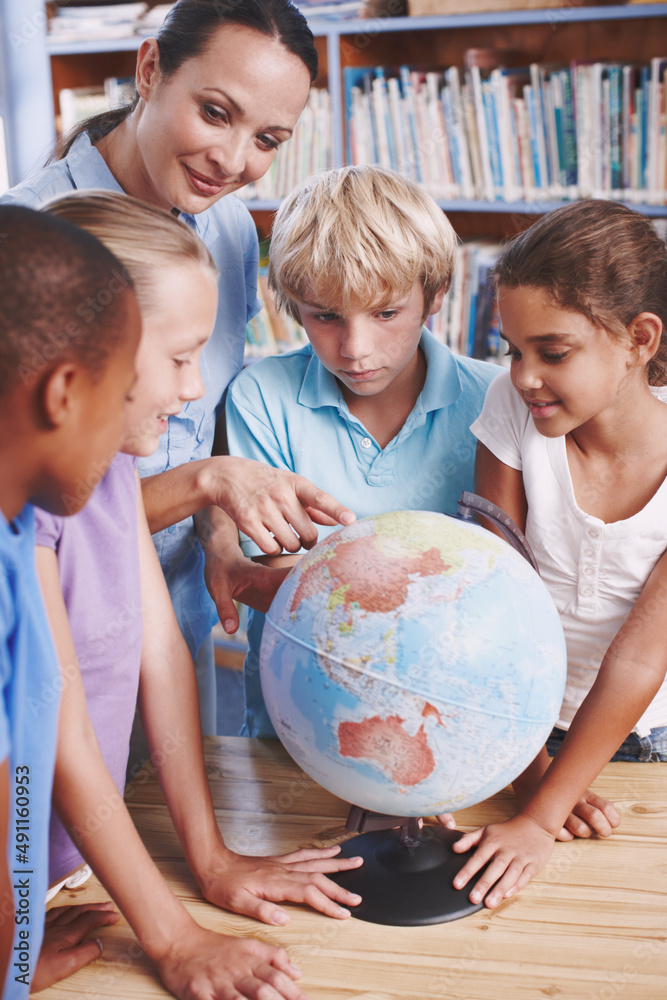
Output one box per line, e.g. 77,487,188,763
560,69,578,187
639,65,649,191
606,64,623,191
399,65,423,184
482,79,502,197
524,84,543,190
441,84,462,188
343,66,373,162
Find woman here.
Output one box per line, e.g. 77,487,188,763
2,0,354,733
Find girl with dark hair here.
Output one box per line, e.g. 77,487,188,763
2,0,354,737
449,199,667,908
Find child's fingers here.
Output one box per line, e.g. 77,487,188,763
451,827,484,855
57,937,105,980
271,846,364,874
475,858,538,909
435,812,456,830
44,901,116,929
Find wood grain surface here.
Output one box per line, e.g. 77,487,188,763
39,736,667,1000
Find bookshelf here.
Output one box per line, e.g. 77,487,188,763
0,3,664,219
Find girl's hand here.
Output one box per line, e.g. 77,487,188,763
197,846,363,925
156,928,307,1000
31,901,120,993
435,812,456,830
451,814,556,908
557,789,620,841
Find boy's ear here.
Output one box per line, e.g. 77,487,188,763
628,312,663,365
41,363,79,429
426,281,450,317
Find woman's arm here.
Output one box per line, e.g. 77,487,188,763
141,455,355,550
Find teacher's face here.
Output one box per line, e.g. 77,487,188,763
133,23,311,213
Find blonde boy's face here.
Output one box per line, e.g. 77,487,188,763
297,281,437,405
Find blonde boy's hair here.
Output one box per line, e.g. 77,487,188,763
43,189,218,313
268,165,457,322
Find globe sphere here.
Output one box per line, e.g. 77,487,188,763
260,510,567,817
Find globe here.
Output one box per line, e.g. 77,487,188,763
260,509,567,820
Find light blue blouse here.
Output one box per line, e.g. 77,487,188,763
2,133,262,657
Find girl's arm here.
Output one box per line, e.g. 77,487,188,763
451,448,666,908
36,544,307,1000
135,479,362,923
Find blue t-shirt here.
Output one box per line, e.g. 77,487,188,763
0,506,60,998
225,330,500,736
1,133,262,659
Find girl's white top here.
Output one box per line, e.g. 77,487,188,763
472,370,667,736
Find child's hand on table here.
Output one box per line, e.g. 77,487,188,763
556,789,620,841
450,813,557,908
195,845,363,925
156,926,308,1000
31,901,120,993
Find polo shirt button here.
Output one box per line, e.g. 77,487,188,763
584,566,594,576
587,528,599,538
361,437,372,449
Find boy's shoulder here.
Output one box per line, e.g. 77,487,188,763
421,331,502,398
229,344,315,401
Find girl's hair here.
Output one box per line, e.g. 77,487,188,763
43,190,217,312
268,164,457,323
51,0,317,160
494,200,667,385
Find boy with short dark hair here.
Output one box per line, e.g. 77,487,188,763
0,205,141,998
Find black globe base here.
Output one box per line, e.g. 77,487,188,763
329,822,485,926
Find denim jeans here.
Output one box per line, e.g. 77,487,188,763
546,725,667,762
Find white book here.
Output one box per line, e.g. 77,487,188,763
387,76,409,178
445,67,474,201
426,71,455,199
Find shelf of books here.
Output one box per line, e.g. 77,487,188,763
33,2,667,362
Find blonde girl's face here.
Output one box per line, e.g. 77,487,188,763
134,24,311,214
121,262,217,456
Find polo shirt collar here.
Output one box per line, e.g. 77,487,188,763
298,328,463,412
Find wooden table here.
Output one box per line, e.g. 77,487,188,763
40,736,667,1000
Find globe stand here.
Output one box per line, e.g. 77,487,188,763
329,817,485,926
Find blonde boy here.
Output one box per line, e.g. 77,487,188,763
224,166,500,736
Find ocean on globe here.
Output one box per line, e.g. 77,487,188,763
260,510,567,818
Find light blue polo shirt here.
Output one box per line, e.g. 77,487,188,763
1,506,61,999
2,133,262,658
225,330,500,736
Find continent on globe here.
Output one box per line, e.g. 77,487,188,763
291,534,451,615
338,714,436,787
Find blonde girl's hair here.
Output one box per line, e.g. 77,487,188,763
42,190,218,312
268,165,457,322
493,199,667,386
